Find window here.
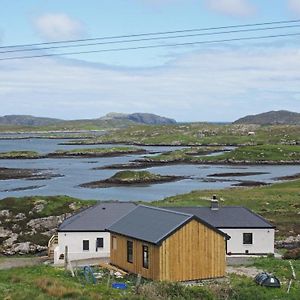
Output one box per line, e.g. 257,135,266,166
127,240,133,263
83,240,89,251
112,236,117,250
142,245,149,269
96,238,104,248
243,233,253,245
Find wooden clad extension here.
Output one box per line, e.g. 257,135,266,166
110,219,226,281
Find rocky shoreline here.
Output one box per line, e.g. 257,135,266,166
0,167,63,181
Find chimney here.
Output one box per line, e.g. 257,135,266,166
211,194,219,210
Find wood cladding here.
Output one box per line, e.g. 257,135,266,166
110,219,226,281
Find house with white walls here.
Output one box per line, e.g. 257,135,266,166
166,198,275,255
52,202,136,264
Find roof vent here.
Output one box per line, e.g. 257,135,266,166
211,195,219,210
102,207,106,210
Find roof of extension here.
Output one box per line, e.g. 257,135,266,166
58,202,137,232
164,206,275,229
107,205,228,245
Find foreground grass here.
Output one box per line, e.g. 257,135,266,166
0,258,299,300
153,179,300,238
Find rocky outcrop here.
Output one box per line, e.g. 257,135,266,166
275,235,300,249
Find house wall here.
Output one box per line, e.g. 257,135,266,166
110,234,160,280
222,228,275,255
159,219,226,281
54,231,110,264
110,219,226,281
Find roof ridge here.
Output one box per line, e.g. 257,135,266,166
138,204,194,217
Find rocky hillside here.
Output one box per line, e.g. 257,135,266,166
100,112,177,125
0,196,94,255
234,110,300,125
0,115,63,126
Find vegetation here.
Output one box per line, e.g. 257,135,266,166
74,123,300,146
153,179,300,238
0,151,41,159
79,170,183,188
0,257,299,299
48,146,146,157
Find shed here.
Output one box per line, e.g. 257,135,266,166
108,205,229,281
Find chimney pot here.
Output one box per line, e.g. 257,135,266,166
211,195,219,210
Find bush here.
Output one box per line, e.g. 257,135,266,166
283,248,300,260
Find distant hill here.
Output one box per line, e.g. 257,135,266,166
0,115,63,126
100,112,177,125
0,113,176,129
233,110,300,125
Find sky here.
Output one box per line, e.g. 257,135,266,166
0,0,300,122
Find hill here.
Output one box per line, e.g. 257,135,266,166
0,113,176,131
100,112,176,125
0,115,63,126
234,110,300,125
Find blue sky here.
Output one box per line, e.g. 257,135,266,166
0,0,300,121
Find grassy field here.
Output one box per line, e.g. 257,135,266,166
78,123,300,146
153,179,300,238
0,257,299,299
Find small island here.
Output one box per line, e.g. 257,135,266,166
79,170,186,188
47,147,148,158
0,151,43,159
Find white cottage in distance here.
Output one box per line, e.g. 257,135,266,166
53,202,136,264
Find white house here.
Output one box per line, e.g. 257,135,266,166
166,199,275,255
53,202,136,264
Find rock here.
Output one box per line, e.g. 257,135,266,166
0,209,10,217
3,233,18,246
69,202,78,210
0,227,12,238
4,242,47,255
275,235,300,249
32,204,45,213
26,214,71,230
14,212,26,220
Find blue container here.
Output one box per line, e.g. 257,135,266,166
112,283,127,290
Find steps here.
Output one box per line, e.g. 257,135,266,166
48,234,58,259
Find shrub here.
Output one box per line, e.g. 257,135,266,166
283,248,300,260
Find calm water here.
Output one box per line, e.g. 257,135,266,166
0,139,299,201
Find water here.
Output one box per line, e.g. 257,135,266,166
0,139,299,201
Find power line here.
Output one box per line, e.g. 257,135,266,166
1,18,300,50
1,24,300,54
1,32,299,61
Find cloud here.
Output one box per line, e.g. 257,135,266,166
34,13,85,41
205,0,256,17
0,46,300,122
288,0,300,14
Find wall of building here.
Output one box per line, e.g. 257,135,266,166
110,234,160,280
159,219,226,281
110,219,226,281
54,231,110,264
222,228,275,255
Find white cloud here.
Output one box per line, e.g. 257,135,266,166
0,46,300,122
288,0,300,14
205,0,256,17
34,13,85,40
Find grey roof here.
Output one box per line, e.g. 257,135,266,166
164,206,274,229
108,205,227,245
58,202,136,232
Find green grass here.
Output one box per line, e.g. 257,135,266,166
201,144,300,163
111,170,165,182
82,123,300,146
0,259,299,299
0,151,41,159
153,179,300,238
51,146,144,156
